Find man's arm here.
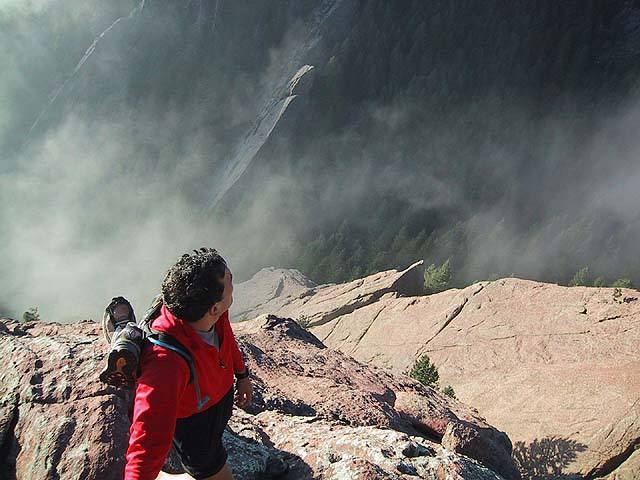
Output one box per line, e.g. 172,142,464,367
125,347,189,480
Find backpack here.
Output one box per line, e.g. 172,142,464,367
138,295,210,411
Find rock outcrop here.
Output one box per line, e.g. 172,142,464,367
232,267,318,321
0,313,517,479
233,261,425,325
236,267,640,478
0,320,130,480
235,314,518,479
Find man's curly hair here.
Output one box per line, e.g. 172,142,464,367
161,247,228,322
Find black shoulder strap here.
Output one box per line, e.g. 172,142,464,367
140,298,213,410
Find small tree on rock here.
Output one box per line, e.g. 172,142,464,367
297,315,310,329
441,385,456,399
424,259,452,294
613,287,623,303
408,353,439,387
611,278,633,289
569,267,590,287
22,307,40,322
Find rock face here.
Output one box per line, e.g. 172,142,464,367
234,314,519,479
0,314,517,479
0,320,130,480
233,261,425,325
232,267,318,321
236,267,640,478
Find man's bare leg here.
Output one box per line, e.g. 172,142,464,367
155,463,234,480
204,462,234,480
155,473,192,479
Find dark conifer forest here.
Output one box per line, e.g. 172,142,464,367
3,0,640,319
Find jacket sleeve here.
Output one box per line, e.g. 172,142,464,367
124,346,190,480
223,311,246,374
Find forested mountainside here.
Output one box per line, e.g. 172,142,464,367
222,0,640,286
2,0,640,319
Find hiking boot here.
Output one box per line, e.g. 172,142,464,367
99,296,144,389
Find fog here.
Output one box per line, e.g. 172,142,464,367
1,0,310,320
2,1,640,322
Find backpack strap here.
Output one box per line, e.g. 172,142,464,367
146,332,211,412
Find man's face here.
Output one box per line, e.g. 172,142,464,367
214,267,234,315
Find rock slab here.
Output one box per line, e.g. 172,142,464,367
236,265,640,478
0,314,518,479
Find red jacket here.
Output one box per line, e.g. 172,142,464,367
124,304,246,480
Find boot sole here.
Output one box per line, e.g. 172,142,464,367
102,312,114,344
99,348,137,389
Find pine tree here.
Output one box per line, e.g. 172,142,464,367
408,354,440,388
611,278,633,289
569,267,590,287
424,259,452,294
22,307,41,322
441,385,456,399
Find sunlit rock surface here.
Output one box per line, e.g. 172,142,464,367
237,266,640,478
0,312,516,479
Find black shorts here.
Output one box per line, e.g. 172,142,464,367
173,386,234,479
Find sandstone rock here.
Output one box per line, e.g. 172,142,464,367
232,267,317,321
604,446,640,480
246,409,504,480
0,320,130,480
235,314,519,479
288,274,640,478
234,260,425,326
0,313,517,479
0,319,289,480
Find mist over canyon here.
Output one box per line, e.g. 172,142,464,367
2,0,640,321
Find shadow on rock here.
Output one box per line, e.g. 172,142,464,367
513,436,587,479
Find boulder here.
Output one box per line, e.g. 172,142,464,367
235,314,520,479
233,260,425,326
293,275,640,478
232,268,317,321
245,409,504,480
0,320,130,480
0,314,518,479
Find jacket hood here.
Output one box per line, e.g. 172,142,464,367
151,304,227,354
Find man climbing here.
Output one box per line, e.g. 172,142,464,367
101,248,252,480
